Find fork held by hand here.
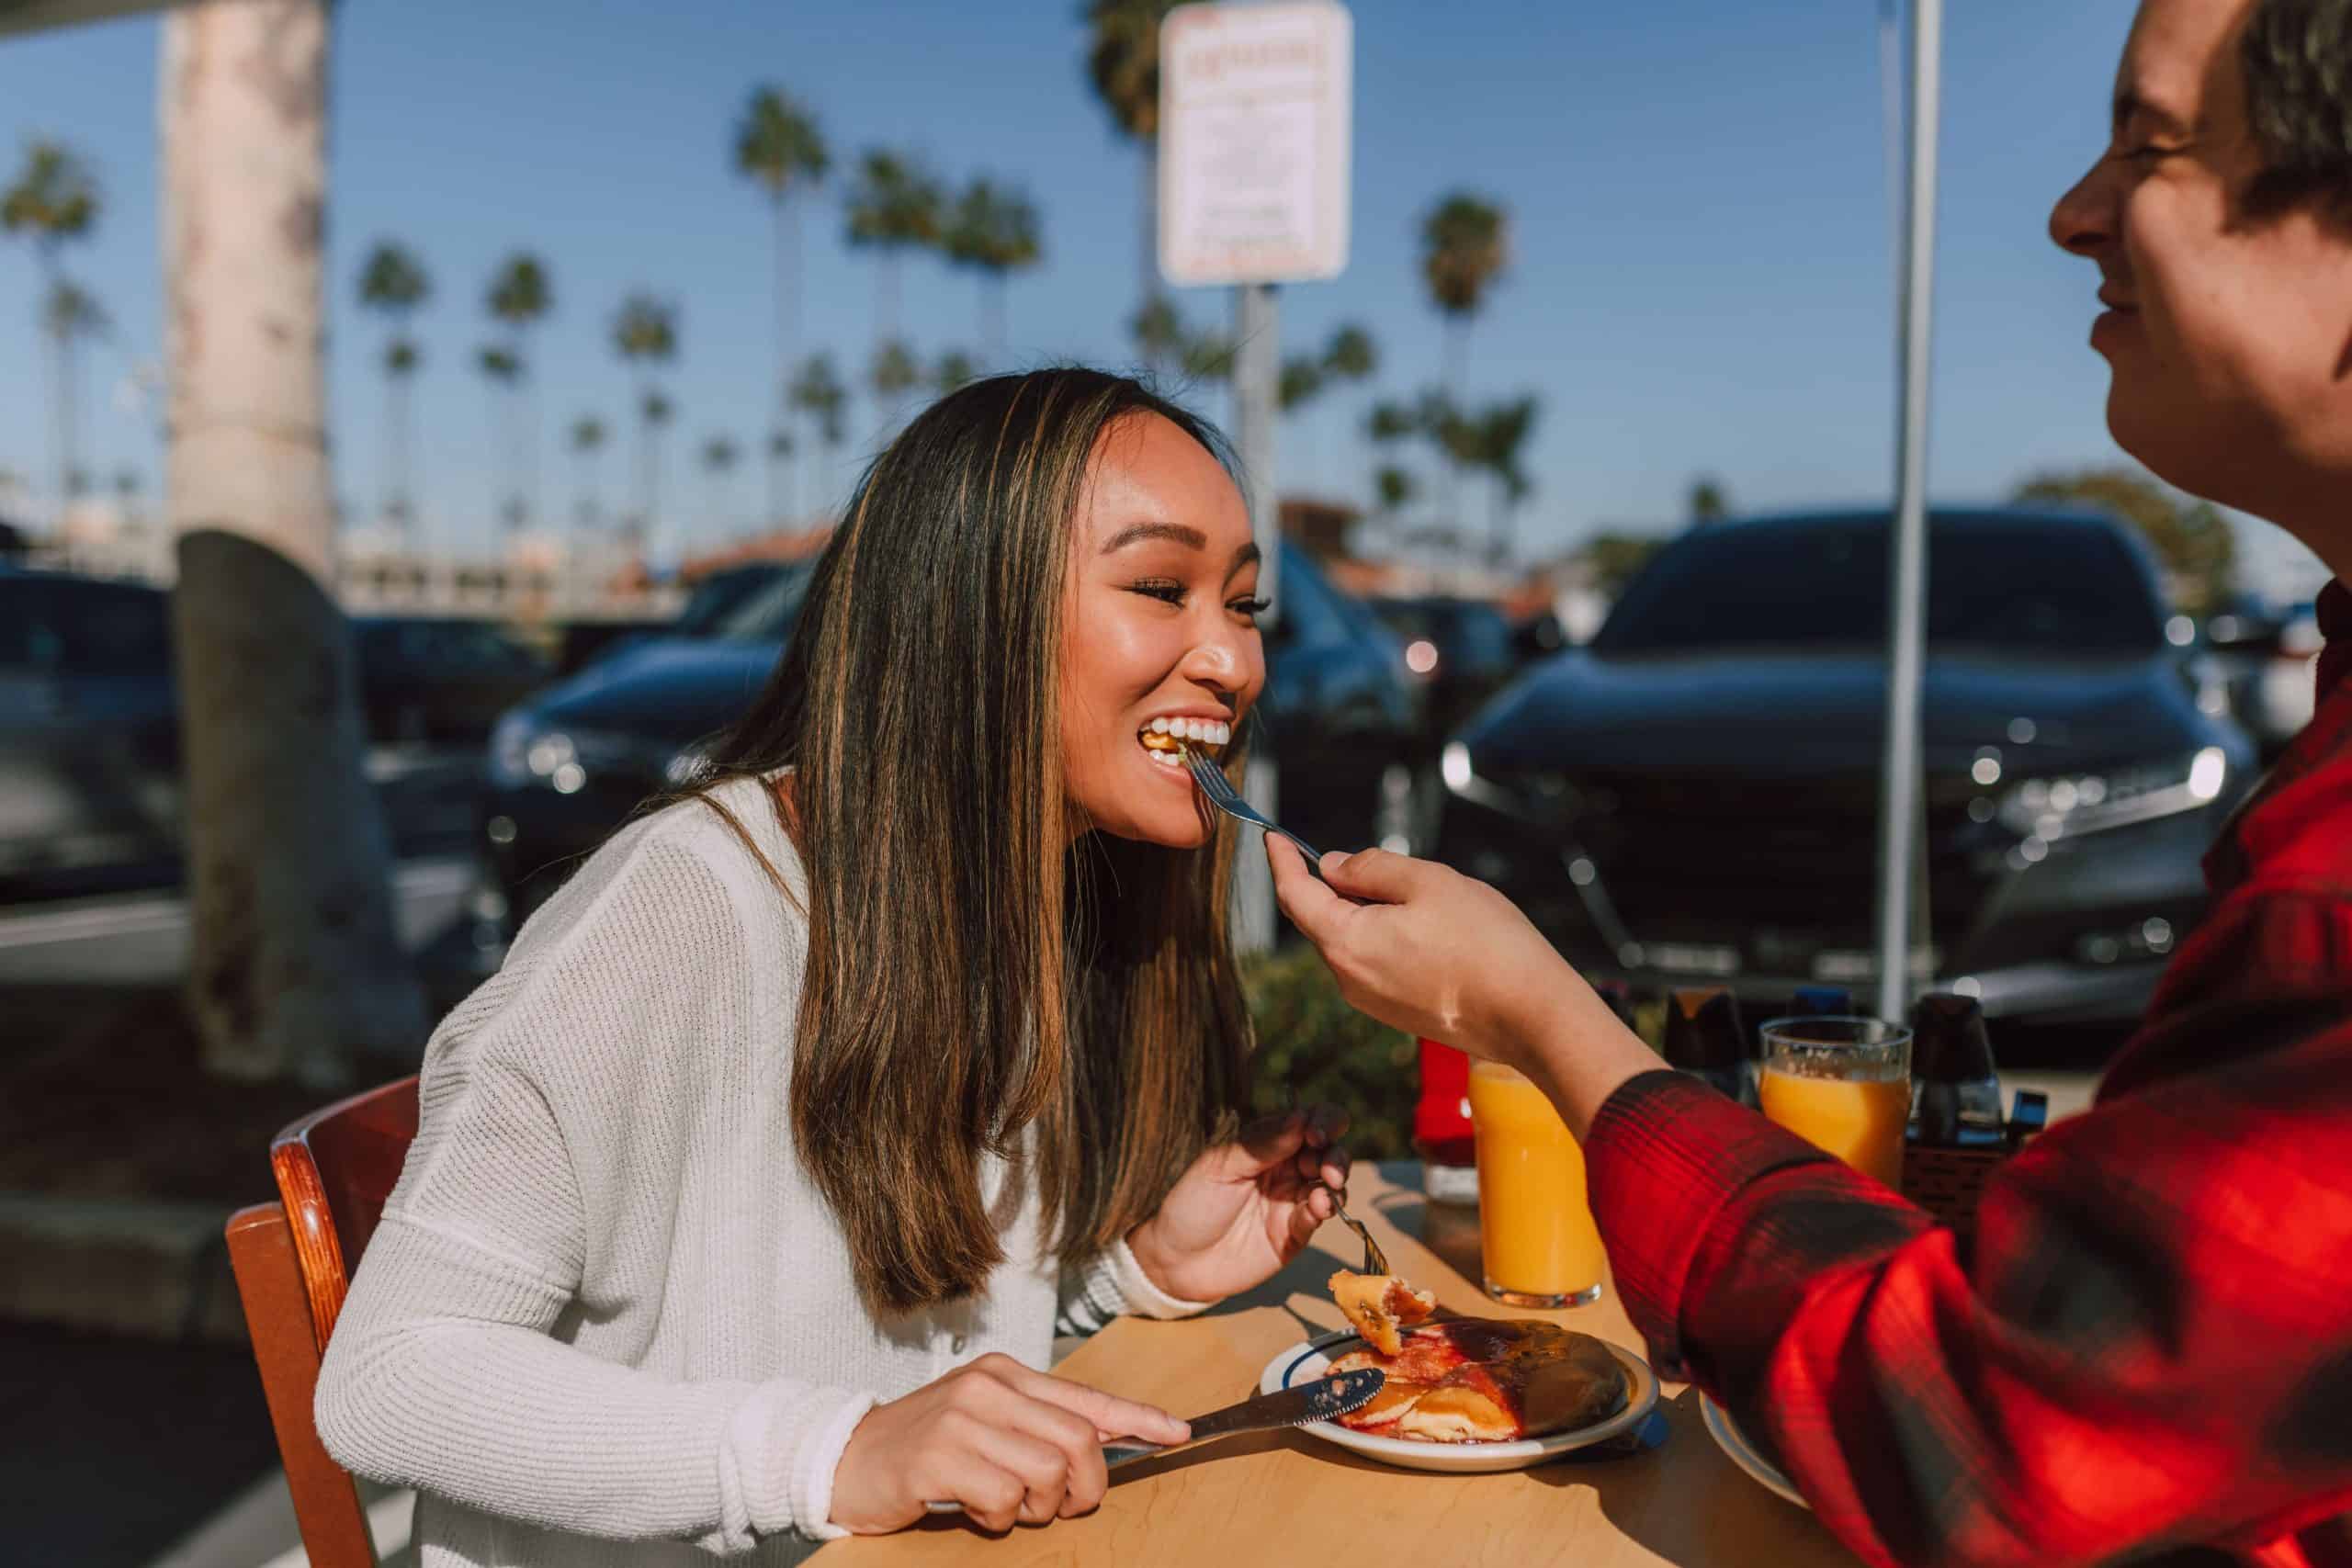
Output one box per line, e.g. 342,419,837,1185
1325,1185,1390,1277
1184,749,1329,872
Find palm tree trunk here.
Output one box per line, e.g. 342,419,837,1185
162,0,423,1087
774,196,797,407
1444,317,1471,407
382,367,402,530
56,318,80,515
1138,138,1159,310
765,447,783,529
983,273,1007,367
877,252,900,350
520,366,539,532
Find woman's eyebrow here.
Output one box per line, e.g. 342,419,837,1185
1101,520,1208,554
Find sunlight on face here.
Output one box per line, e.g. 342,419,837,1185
1060,413,1267,849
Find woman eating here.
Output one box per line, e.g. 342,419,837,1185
316,368,1350,1563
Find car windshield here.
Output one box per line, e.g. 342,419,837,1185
711,562,815,642
1593,516,2166,657
675,567,789,637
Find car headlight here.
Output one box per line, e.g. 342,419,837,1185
1442,742,1578,821
1996,746,2228,842
488,714,585,794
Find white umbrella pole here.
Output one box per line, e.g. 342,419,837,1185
1873,0,1941,1022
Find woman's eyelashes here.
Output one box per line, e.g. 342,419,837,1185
1125,580,1272,621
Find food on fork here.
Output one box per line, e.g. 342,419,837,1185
1329,1269,1437,1357
1324,1318,1629,1444
1137,714,1231,769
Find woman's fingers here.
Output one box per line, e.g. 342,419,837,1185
978,1354,1190,1447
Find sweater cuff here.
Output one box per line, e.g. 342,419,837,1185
724,1381,876,1546
1102,1234,1215,1322
1585,1069,1837,1372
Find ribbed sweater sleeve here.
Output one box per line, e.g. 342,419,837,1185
312,833,874,1554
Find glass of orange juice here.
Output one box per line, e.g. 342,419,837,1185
1466,1061,1606,1307
1756,1016,1913,1189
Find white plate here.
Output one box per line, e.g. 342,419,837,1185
1257,1328,1659,1474
1700,1394,1808,1508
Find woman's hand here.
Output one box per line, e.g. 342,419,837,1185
829,1354,1189,1535
1265,838,1657,1136
1125,1105,1351,1304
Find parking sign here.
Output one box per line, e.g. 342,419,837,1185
1158,1,1352,288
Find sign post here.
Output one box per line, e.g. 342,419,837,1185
1159,0,1351,953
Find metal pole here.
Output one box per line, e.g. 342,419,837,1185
1232,278,1281,953
1872,0,1940,1023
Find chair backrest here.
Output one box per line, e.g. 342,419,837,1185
225,1076,421,1568
271,1076,422,1350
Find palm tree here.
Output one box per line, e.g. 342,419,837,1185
1129,293,1186,373
3,140,101,522
1465,395,1540,566
1689,474,1731,524
1419,193,1510,403
869,339,921,424
843,148,943,351
486,253,553,528
699,434,741,544
356,242,430,530
788,352,848,513
613,293,679,541
732,86,829,426
41,278,108,504
568,415,608,534
475,344,524,531
1081,0,1180,313
933,349,979,398
763,427,796,525
943,177,1043,365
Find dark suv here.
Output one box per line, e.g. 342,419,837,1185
1433,508,2256,1022
477,542,1429,931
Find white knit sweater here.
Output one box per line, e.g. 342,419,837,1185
314,774,1204,1565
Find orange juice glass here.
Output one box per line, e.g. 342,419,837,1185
1757,1017,1913,1189
1467,1061,1606,1307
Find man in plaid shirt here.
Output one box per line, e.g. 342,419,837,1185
1269,1,2352,1562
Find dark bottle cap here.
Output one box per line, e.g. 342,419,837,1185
1909,992,1998,1084
1663,987,1747,1072
1791,985,1854,1016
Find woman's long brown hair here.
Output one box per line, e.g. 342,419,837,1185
688,368,1253,1314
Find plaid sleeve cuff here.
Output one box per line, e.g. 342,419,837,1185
1584,1069,1838,1371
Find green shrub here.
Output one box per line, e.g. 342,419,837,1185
1241,946,1419,1159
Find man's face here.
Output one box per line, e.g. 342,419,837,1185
2049,0,2352,514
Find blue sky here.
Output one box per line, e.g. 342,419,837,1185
0,0,2326,593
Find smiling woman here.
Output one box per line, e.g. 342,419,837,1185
314,367,1351,1564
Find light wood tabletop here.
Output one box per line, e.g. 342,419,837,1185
816,1161,1856,1567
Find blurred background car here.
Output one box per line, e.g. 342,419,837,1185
0,569,181,902
2199,591,2322,761
473,541,1433,942
549,560,800,676
1434,507,2257,1024
1369,594,1519,739
354,615,551,743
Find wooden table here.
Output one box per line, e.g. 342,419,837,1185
818,1162,1855,1567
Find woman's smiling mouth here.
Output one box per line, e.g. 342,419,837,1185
1138,714,1232,769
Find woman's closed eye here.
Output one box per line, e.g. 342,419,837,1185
1128,581,1272,621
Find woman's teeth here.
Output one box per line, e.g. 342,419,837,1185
1139,715,1231,767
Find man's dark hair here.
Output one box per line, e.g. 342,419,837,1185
2241,0,2352,220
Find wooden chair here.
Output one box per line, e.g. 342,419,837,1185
225,1076,421,1568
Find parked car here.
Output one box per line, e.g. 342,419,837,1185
1370,595,1520,740
552,562,800,676
0,570,182,901
354,616,552,743
478,543,1430,931
1432,507,2258,1023
2199,592,2321,760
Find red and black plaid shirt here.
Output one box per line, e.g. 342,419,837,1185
1585,581,2352,1568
